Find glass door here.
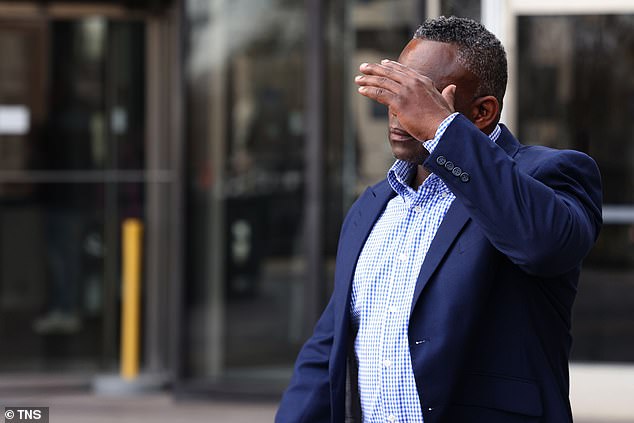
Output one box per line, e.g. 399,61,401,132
0,15,147,371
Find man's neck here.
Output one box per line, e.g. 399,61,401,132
411,164,431,189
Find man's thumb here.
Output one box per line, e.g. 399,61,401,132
441,84,456,111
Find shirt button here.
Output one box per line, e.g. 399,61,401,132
440,191,448,198
382,359,392,368
398,252,407,261
414,205,422,213
388,305,398,313
387,414,397,422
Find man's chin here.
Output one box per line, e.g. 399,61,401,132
391,146,429,165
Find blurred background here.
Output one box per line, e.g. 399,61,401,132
0,0,632,421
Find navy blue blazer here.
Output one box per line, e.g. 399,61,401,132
276,115,603,423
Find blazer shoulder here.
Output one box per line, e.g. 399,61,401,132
516,143,603,233
516,144,600,177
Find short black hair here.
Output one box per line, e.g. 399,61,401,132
414,16,507,108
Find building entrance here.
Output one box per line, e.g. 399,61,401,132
0,7,160,372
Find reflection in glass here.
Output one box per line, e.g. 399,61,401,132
441,0,481,21
0,183,107,369
184,0,308,383
351,0,421,194
518,15,634,204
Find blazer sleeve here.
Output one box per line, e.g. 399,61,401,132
424,114,603,277
275,294,335,423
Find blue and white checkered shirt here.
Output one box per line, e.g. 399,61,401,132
350,113,501,422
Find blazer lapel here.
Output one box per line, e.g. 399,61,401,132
334,180,394,323
410,199,470,314
331,179,394,409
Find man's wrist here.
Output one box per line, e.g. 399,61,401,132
423,112,460,154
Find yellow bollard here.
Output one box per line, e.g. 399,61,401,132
120,218,143,380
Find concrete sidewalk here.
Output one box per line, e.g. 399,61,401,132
570,363,634,422
1,392,277,423
1,390,631,423
0,363,632,422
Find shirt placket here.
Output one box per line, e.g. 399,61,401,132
379,201,416,423
384,183,439,423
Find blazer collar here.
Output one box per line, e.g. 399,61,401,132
497,124,521,158
332,179,394,359
410,200,470,314
342,180,394,277
335,180,394,293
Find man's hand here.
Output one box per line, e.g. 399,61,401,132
355,59,456,141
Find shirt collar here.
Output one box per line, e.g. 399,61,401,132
387,160,417,199
489,124,502,144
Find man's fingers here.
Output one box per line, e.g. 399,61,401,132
359,62,408,84
356,63,400,107
358,86,395,107
379,59,425,79
379,60,437,88
441,84,456,112
354,74,401,94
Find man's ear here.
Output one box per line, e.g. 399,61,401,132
470,95,499,131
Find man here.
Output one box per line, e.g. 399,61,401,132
276,16,602,423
